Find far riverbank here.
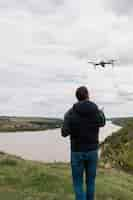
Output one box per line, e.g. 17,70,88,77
0,115,132,133
0,116,63,132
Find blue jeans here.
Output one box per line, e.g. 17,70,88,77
71,150,98,200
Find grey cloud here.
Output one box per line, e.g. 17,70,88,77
26,0,65,15
104,0,133,16
117,90,133,101
0,0,65,14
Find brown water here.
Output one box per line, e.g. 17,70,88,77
0,122,121,162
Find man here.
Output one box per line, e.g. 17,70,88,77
61,86,106,200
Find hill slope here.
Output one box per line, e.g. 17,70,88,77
101,119,133,173
0,152,133,200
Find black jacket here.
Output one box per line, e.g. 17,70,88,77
61,100,106,152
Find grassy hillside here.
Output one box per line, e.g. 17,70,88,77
111,117,133,127
101,119,133,173
0,152,133,200
0,116,63,132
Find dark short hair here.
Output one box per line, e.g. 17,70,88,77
76,86,89,101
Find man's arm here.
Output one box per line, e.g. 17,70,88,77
96,108,106,127
61,109,72,137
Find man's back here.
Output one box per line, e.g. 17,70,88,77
62,100,105,152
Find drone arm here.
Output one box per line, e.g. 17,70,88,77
88,61,94,64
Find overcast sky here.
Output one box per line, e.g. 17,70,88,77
0,0,133,65
0,0,133,118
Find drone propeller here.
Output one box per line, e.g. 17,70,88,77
88,61,95,65
88,61,94,63
108,59,117,62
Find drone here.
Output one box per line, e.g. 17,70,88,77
88,59,117,68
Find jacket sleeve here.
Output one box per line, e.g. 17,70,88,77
96,109,106,127
61,109,72,137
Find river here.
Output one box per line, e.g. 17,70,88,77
0,121,121,162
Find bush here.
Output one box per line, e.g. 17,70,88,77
101,119,133,173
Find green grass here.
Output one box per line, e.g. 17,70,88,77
101,119,133,173
0,153,133,200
